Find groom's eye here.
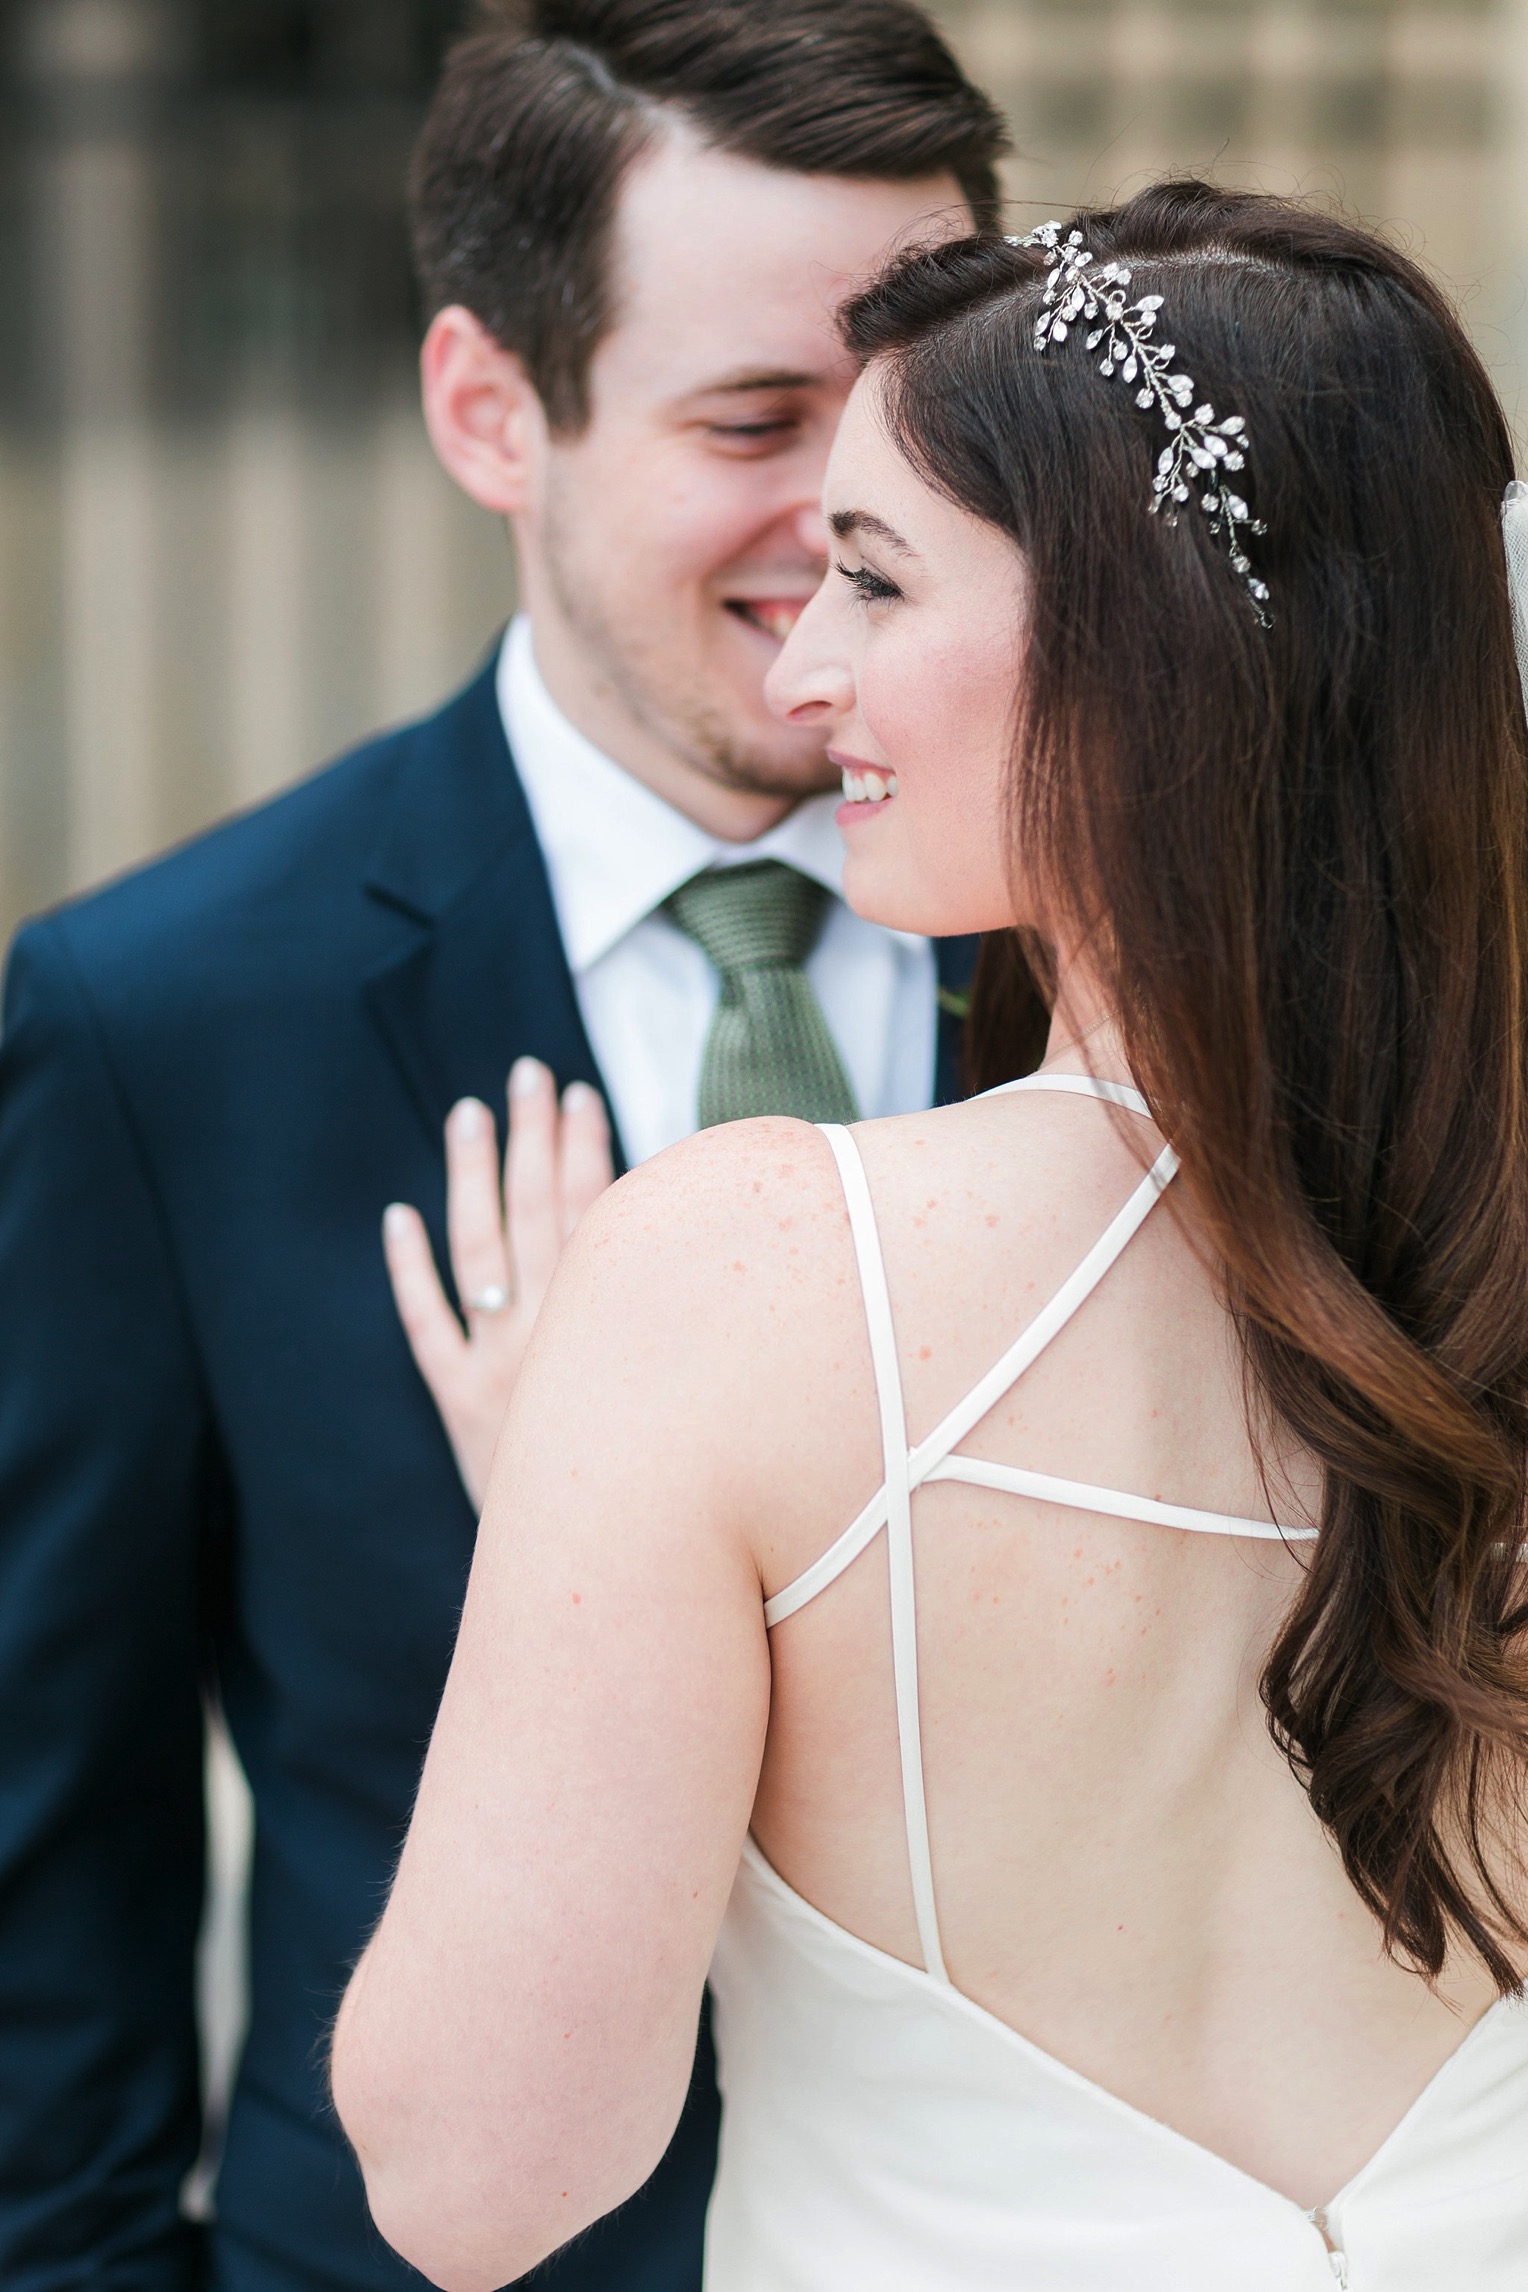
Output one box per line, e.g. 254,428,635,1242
704,412,803,455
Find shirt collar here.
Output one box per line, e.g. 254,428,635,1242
497,617,848,976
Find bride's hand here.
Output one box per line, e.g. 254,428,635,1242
383,1058,614,1511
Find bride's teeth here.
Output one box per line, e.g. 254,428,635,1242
840,769,898,804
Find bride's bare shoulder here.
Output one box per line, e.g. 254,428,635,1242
561,1115,854,1329
576,1100,999,1264
552,1098,1039,1339
515,1095,1104,1510
516,1118,875,1489
542,1109,956,1354
577,1095,1073,1255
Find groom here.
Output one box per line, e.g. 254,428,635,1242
0,5,1004,2287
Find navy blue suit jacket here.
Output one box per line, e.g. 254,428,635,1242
0,659,974,2290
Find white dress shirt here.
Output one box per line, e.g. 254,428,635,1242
498,617,938,1166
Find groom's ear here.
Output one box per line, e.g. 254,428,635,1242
420,307,548,519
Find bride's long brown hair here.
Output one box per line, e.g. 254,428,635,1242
843,183,1528,1988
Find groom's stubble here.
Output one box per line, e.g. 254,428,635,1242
538,456,840,807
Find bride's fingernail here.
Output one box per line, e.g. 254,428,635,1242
511,1057,545,1099
563,1082,596,1113
383,1203,410,1238
453,1099,486,1139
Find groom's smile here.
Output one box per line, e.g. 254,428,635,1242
722,596,812,646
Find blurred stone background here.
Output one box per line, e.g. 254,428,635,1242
4,0,1527,954
3,0,1527,2216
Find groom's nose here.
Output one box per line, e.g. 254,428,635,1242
791,502,833,564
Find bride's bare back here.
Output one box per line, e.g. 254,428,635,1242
745,1081,1505,2212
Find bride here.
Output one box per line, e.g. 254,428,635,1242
331,182,1528,2289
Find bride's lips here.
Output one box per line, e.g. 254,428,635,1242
724,598,808,644
832,750,899,823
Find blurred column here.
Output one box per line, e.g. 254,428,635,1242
1103,3,1179,194
226,410,308,804
1383,6,1498,376
375,407,470,728
26,0,180,890
1499,0,1528,444
1245,3,1329,196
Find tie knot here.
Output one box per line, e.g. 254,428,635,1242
663,860,831,979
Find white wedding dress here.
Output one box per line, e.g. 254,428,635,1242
704,1076,1528,2290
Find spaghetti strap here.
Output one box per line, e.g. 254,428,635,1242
984,1073,1155,1118
819,1126,949,1982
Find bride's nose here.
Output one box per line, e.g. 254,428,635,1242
763,584,854,728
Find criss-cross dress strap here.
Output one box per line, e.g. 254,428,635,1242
763,1076,1316,1990
818,1123,949,1983
764,1089,1179,1632
920,1453,1315,1539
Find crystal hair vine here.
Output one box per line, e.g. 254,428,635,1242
1009,221,1271,626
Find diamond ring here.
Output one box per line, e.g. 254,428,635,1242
467,1284,510,1315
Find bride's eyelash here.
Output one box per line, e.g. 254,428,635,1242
836,559,902,605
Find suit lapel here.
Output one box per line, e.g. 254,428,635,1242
362,658,627,1170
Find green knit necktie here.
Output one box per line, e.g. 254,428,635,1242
664,860,860,1127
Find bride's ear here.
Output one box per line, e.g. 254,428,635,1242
420,306,548,519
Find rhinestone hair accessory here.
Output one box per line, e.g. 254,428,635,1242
1011,221,1271,625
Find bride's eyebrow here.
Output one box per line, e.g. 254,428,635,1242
829,508,921,561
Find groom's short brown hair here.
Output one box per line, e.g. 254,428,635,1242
409,0,1008,433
